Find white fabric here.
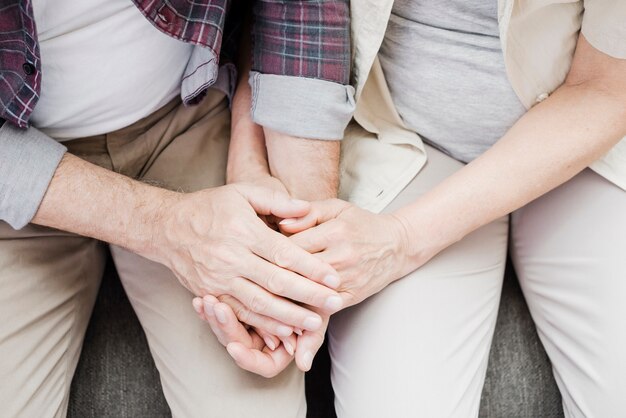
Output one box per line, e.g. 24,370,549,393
511,169,626,418
343,0,626,214
30,0,193,140
334,146,626,417
332,145,509,417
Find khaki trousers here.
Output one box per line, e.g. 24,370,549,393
0,89,306,418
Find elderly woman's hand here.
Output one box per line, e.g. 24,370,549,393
193,294,331,375
192,295,298,378
280,199,426,308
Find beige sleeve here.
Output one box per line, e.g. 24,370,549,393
581,0,626,59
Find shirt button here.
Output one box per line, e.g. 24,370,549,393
536,92,549,103
22,62,36,75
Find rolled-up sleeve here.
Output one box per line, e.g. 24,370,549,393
0,122,66,229
250,0,355,140
581,0,626,59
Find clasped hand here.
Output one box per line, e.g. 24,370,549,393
190,191,416,377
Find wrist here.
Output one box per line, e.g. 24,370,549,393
226,162,269,184
264,129,340,200
128,187,182,262
281,176,338,201
390,202,463,271
386,212,425,276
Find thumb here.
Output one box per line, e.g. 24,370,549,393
234,184,311,219
279,199,348,235
295,317,328,372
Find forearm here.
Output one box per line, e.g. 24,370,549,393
265,130,340,200
227,13,269,184
395,80,626,264
228,73,269,183
232,0,348,199
33,153,175,255
228,30,341,199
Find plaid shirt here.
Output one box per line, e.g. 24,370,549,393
0,0,350,129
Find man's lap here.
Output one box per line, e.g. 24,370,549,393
0,222,106,417
1,88,306,417
111,245,306,417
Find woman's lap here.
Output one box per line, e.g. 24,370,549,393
329,156,625,417
328,146,509,418
511,168,626,418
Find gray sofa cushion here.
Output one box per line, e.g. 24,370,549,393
480,262,563,418
69,260,563,417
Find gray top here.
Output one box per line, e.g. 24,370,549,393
379,0,527,163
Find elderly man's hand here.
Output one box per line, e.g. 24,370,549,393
146,184,344,333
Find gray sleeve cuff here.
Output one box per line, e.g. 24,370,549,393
249,71,356,140
0,123,67,229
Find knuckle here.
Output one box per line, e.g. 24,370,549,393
301,291,319,306
249,294,269,313
213,246,236,266
236,305,251,324
227,279,242,297
270,243,293,269
340,247,359,268
336,221,349,235
266,271,285,295
216,294,230,304
310,256,330,274
345,245,358,261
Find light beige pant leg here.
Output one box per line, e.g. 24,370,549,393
107,90,305,418
0,223,106,418
329,146,508,418
111,248,306,418
511,169,626,418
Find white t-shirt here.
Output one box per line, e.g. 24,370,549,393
30,0,194,140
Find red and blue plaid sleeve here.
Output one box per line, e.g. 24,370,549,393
251,0,351,85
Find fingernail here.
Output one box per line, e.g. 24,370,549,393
294,328,303,336
192,298,203,313
302,351,314,371
203,300,215,317
290,199,308,206
284,340,295,356
323,275,340,288
276,325,293,337
302,316,322,331
264,336,276,351
324,295,343,311
279,218,297,225
214,306,227,324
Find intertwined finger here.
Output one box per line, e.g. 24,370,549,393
289,221,335,254
217,294,294,338
294,315,329,372
279,198,349,234
194,296,293,377
250,224,341,290
230,278,324,331
243,256,342,314
193,295,258,349
235,183,310,219
226,341,294,378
